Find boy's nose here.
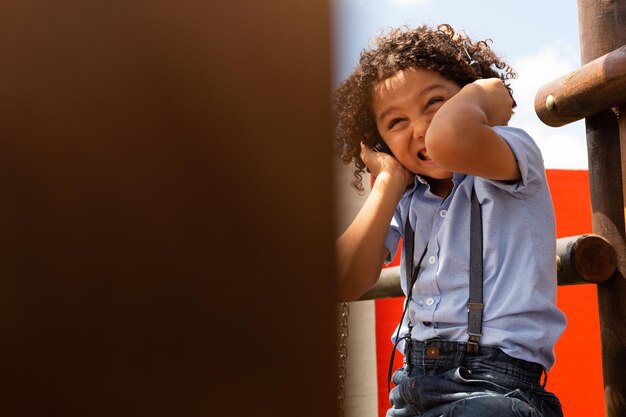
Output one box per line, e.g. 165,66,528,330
411,119,429,141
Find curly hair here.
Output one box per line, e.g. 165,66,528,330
333,23,517,191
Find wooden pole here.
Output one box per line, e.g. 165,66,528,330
556,234,618,285
578,1,626,416
359,234,617,300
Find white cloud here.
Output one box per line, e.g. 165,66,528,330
509,41,588,170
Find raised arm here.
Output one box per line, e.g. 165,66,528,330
425,78,521,182
335,144,413,301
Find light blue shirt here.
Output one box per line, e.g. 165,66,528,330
385,126,567,370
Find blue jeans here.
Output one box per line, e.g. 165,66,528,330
387,339,563,417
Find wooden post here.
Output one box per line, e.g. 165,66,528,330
578,1,626,416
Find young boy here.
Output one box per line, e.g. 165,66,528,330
334,24,566,417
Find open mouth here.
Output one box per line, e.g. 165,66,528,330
417,149,431,161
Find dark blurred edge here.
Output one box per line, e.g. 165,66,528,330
0,1,336,416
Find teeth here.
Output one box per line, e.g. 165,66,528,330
418,150,430,161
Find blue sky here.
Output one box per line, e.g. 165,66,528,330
332,0,588,169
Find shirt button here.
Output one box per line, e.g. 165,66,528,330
440,209,447,218
425,297,434,306
428,256,436,264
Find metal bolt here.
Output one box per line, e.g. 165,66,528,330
545,95,555,111
426,346,440,358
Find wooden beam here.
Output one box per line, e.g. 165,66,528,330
358,234,617,300
556,234,618,285
534,45,626,127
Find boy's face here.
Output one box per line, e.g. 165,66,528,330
371,67,461,180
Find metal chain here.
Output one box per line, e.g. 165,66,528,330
611,105,620,119
337,301,350,417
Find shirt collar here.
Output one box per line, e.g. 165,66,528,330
410,173,467,191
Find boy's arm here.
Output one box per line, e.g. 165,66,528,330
425,78,521,182
336,145,412,301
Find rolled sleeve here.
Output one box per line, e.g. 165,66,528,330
483,126,546,197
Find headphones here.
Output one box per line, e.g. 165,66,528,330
462,42,482,77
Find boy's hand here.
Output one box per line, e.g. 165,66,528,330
470,78,513,127
360,143,414,188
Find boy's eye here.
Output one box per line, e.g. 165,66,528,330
388,118,405,129
427,97,444,106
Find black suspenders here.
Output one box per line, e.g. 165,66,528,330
387,186,483,392
467,188,484,354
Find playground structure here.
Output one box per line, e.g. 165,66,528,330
537,2,626,416
353,1,626,416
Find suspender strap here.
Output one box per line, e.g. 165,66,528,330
387,217,427,392
403,215,420,293
467,188,484,354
